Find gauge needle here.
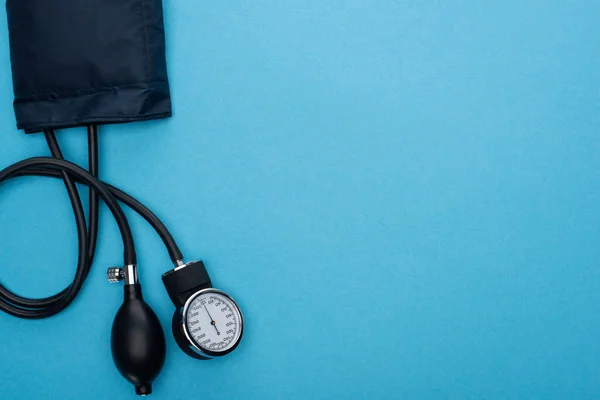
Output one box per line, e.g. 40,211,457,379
204,305,220,335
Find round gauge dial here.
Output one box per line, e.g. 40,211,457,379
183,289,243,356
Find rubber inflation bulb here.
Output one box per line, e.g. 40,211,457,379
111,284,166,396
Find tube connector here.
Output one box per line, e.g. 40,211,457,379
108,267,125,283
124,264,138,285
108,265,138,285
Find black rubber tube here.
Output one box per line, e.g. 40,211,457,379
0,157,136,318
0,127,183,319
87,125,100,265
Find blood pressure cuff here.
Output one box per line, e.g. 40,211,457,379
6,0,171,133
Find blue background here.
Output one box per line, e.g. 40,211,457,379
1,1,600,399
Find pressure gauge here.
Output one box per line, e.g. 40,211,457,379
162,260,245,359
178,289,244,358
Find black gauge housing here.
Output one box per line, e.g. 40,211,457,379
162,261,212,308
162,261,244,359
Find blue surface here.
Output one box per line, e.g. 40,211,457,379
1,1,600,399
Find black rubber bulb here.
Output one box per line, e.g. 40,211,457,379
111,284,166,396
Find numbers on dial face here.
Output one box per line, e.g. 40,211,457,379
185,291,242,353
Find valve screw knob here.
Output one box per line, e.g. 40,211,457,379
107,267,125,283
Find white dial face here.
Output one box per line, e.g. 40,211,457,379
185,290,243,353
